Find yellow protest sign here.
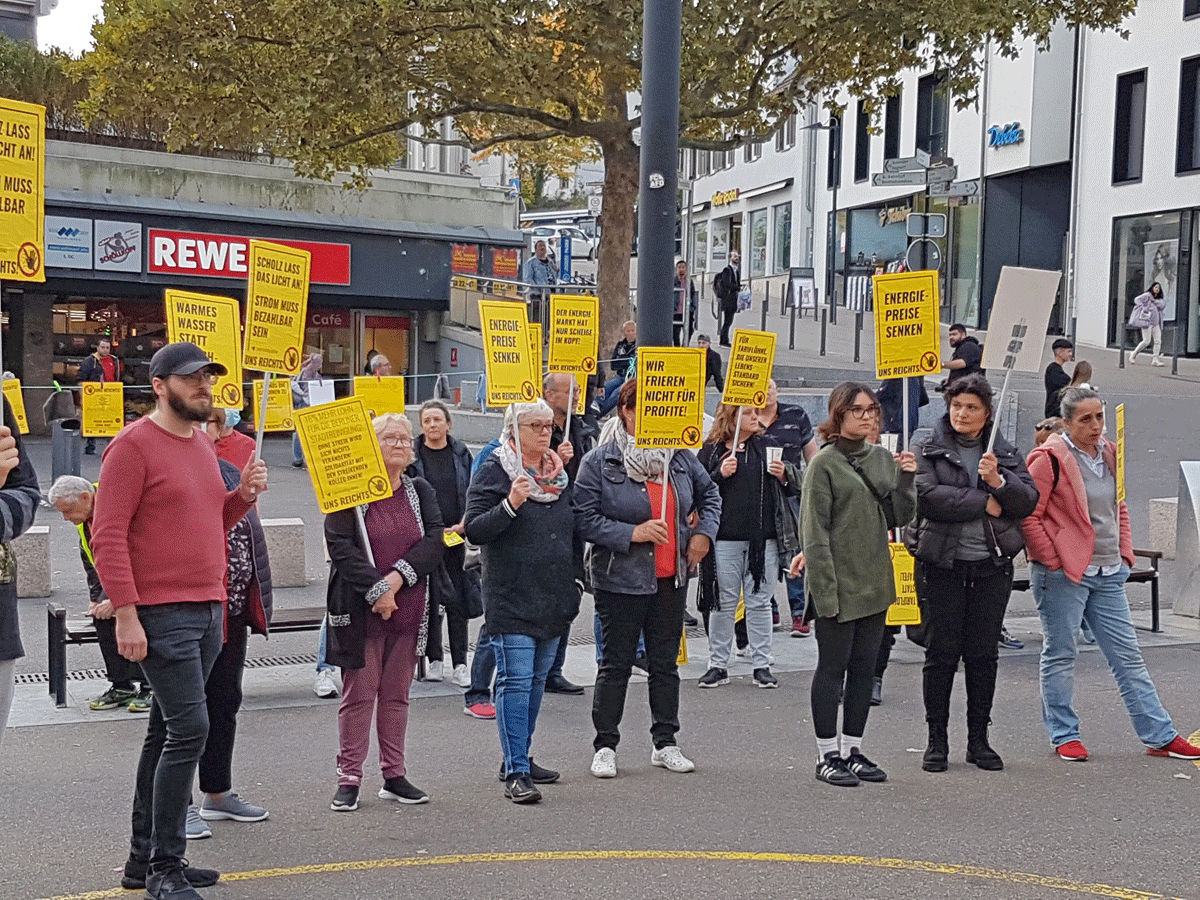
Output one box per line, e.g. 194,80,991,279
0,97,45,283
677,631,688,666
722,329,776,408
548,294,599,378
635,348,705,449
2,379,29,433
886,542,921,626
251,377,295,432
528,323,542,381
353,375,406,417
873,270,941,380
164,290,244,407
294,396,394,514
479,299,537,406
81,382,124,437
243,240,311,375
1115,403,1126,503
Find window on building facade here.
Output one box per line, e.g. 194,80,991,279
1109,212,1182,344
749,208,768,278
1187,0,1200,18
854,101,871,183
827,115,842,190
772,202,792,273
697,150,711,177
916,72,949,159
744,141,763,163
776,114,797,152
1178,56,1200,174
884,94,902,160
1113,69,1147,183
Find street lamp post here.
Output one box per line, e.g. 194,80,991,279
799,117,841,325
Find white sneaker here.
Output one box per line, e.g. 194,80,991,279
452,663,470,687
423,660,444,682
1151,358,1164,367
651,746,696,773
314,670,339,698
590,747,617,778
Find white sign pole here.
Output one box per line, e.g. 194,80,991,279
986,364,1015,456
254,372,272,461
901,381,910,454
732,405,744,452
661,450,673,521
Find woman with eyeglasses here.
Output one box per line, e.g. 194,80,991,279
465,399,582,804
696,403,800,690
799,383,917,786
909,374,1039,774
324,413,445,811
1023,387,1200,762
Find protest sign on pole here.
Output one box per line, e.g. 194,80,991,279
548,294,600,379
721,329,777,408
353,375,406,417
886,543,922,626
251,377,295,431
243,240,311,376
635,348,706,450
872,271,941,380
528,323,543,381
294,397,394,514
479,299,538,406
164,289,244,407
2,379,29,433
1115,403,1126,503
0,97,46,286
81,382,124,437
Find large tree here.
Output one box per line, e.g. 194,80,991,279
81,0,1133,345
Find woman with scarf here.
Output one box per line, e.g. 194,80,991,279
324,413,445,812
696,403,801,690
465,399,582,804
575,379,721,779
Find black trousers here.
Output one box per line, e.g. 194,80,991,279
718,302,737,344
94,615,145,690
921,559,1013,726
811,611,887,740
198,616,248,795
592,578,686,751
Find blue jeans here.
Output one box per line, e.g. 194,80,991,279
598,376,625,416
464,621,497,707
316,616,335,674
292,432,304,467
130,602,223,871
709,539,779,669
492,633,559,776
1031,563,1176,749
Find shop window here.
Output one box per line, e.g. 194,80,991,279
854,101,871,183
884,94,902,160
1109,213,1182,345
1113,69,1147,184
693,220,709,270
749,208,768,278
772,202,792,273
916,72,949,159
1177,56,1200,174
826,115,842,190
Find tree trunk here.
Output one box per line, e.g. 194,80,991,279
596,138,638,375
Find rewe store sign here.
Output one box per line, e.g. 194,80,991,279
149,228,351,285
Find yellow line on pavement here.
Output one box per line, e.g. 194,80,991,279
36,849,1187,900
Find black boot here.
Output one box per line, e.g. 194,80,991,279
966,721,1004,771
922,722,949,773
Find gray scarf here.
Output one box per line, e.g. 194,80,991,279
601,416,668,484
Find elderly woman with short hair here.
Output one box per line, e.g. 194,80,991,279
324,413,445,812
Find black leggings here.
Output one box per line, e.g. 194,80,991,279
811,611,887,740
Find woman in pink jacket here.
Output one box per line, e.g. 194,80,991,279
1023,387,1199,762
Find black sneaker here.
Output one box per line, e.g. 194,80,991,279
752,668,778,689
503,772,542,804
378,776,429,804
846,749,888,782
144,865,204,900
815,752,860,787
698,667,729,688
330,784,359,811
499,758,560,784
122,857,220,891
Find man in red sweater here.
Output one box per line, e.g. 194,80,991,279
92,342,268,900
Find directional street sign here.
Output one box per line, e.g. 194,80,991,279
929,179,981,198
872,170,927,187
915,148,932,169
926,165,958,183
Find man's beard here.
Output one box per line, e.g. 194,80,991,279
165,383,212,422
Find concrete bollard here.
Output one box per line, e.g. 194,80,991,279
259,518,308,588
12,525,51,598
1149,497,1178,560
1170,462,1200,619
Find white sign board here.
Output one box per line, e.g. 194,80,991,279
94,221,142,272
980,266,1062,373
45,216,93,270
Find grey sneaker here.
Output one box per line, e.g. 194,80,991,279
185,805,212,840
199,792,269,822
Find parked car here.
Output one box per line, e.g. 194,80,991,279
523,224,599,261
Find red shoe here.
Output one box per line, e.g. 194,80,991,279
791,616,810,637
1147,735,1200,759
463,702,496,720
1055,740,1089,761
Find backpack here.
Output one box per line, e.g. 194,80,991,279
712,270,725,298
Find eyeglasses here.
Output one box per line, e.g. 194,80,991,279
174,370,218,386
380,436,413,447
521,421,555,434
847,404,881,420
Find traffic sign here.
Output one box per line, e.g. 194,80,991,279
926,165,958,183
883,149,933,173
587,194,603,215
872,170,927,187
929,179,981,198
905,239,943,273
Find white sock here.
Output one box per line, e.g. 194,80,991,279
816,736,839,760
842,733,863,756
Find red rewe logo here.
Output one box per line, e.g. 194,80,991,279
148,229,351,285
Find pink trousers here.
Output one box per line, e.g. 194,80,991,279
336,629,418,785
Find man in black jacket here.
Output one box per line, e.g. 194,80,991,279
716,251,741,346
696,335,725,392
1043,338,1074,419
78,337,124,454
941,324,983,387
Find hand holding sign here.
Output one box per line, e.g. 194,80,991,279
0,425,19,476
238,456,269,503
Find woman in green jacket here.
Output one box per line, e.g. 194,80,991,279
797,382,917,787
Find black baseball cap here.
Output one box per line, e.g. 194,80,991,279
149,342,228,380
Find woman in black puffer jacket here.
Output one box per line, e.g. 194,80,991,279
910,374,1038,774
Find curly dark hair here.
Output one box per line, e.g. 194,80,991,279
942,373,993,418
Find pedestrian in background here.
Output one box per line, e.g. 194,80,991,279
78,336,124,456
1128,282,1166,366
325,413,445,812
1023,386,1200,762
716,251,742,346
800,383,916,787
209,407,255,470
575,380,721,779
695,335,725,393
1043,339,1074,419
673,260,698,347
599,321,638,416
290,353,323,468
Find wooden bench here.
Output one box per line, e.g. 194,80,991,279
45,604,328,708
1009,549,1162,634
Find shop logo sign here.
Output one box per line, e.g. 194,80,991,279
45,215,93,270
987,122,1025,148
94,221,142,272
